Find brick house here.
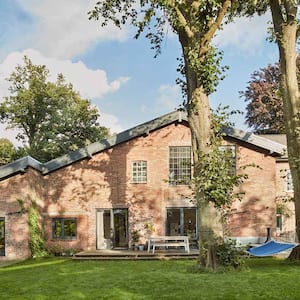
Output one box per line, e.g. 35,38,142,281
0,110,292,260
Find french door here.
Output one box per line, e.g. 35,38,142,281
166,208,197,239
96,209,128,249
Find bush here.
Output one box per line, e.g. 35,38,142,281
216,238,245,269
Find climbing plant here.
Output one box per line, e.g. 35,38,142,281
28,201,48,258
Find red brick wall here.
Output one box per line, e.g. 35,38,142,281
0,168,43,260
0,123,280,258
228,143,277,239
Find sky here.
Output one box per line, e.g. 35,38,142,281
0,0,279,146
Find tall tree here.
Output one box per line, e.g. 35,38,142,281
0,56,109,162
89,0,261,269
267,1,300,259
240,56,300,134
0,138,16,165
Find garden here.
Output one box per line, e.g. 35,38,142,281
1,257,300,299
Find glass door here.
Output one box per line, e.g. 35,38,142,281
113,209,128,248
166,208,197,239
0,218,4,256
96,209,128,249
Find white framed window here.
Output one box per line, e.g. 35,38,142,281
219,145,236,175
169,146,191,185
132,161,147,183
286,170,294,192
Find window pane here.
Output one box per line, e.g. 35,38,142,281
52,218,77,240
132,161,147,183
64,219,76,238
166,209,181,235
183,208,197,239
219,145,236,175
53,219,62,238
169,147,191,185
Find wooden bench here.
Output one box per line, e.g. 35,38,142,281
147,236,190,254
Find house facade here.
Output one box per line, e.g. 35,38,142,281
0,111,292,260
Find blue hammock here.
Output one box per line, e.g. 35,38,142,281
246,240,297,257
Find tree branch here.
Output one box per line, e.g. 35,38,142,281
167,0,194,39
202,0,231,46
269,0,284,41
283,0,297,23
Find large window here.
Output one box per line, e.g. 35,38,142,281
286,170,294,192
169,146,191,185
52,218,77,240
166,208,197,240
132,161,147,183
0,218,4,256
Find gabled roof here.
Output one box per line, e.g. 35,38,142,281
0,110,287,180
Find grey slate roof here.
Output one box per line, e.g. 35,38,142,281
0,110,287,180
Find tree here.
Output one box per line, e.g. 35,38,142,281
240,56,300,133
89,0,260,269
267,1,300,260
0,57,109,162
0,138,16,165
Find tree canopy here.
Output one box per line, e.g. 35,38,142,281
89,0,265,270
241,56,300,134
0,56,109,162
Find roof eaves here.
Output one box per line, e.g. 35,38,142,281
0,156,44,179
224,127,286,155
43,110,185,174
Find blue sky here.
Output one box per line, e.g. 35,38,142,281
0,0,279,145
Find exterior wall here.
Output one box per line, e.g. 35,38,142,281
227,142,277,243
275,160,295,241
0,122,283,258
43,123,193,250
0,168,43,260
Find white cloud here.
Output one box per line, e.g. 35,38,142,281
157,84,182,110
0,49,127,144
16,0,129,59
98,111,123,135
214,13,271,54
0,49,130,100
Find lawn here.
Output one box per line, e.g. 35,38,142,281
0,257,300,299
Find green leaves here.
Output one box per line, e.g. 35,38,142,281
1,57,109,162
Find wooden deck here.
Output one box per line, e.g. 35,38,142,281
73,249,199,261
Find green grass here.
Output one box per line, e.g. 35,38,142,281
0,257,300,299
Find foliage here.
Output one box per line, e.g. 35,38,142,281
89,0,263,270
131,229,141,244
192,106,248,210
46,242,81,256
0,138,16,165
28,202,48,258
0,56,109,162
215,238,245,269
240,56,300,133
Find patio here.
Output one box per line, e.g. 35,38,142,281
73,249,199,261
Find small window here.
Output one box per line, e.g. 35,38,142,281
52,218,77,240
286,170,294,192
169,146,191,185
132,161,147,183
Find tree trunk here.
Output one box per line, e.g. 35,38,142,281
184,63,220,268
269,1,300,259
